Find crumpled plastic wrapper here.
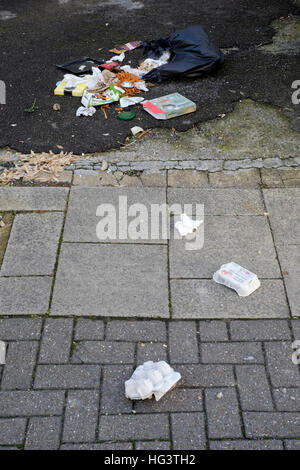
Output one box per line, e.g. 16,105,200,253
125,361,181,401
87,69,117,93
81,85,124,107
120,65,144,78
108,52,125,63
135,81,149,92
175,213,203,236
120,96,144,108
139,51,171,73
119,51,170,79
63,67,117,95
76,106,96,117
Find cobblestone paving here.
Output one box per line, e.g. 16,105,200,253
0,317,299,450
0,170,299,450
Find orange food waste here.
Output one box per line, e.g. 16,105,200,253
115,72,142,97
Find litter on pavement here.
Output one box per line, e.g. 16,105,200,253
0,341,6,364
117,111,135,121
130,126,144,136
109,40,142,55
120,96,144,108
141,25,224,82
175,213,203,236
142,93,196,120
53,25,223,123
101,160,108,171
56,57,105,74
125,361,181,401
213,262,261,297
76,106,96,117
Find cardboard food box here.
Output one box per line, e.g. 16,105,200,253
142,92,196,120
54,79,87,97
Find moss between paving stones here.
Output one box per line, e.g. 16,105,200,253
260,16,300,54
1,100,300,175
102,99,300,165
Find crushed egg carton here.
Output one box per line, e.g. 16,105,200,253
125,361,181,401
213,262,261,297
0,341,6,364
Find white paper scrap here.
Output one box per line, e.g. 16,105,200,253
175,213,203,236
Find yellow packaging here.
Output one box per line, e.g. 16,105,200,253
54,79,87,97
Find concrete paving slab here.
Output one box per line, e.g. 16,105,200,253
170,215,280,278
51,243,169,317
168,189,264,215
1,213,63,276
170,279,289,319
210,440,283,450
0,187,68,211
277,245,300,317
0,277,52,315
263,188,300,245
263,189,300,218
63,186,167,243
265,216,300,245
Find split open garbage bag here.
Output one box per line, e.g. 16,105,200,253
141,25,224,82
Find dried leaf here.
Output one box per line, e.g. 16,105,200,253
0,151,78,183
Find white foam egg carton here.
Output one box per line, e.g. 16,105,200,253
125,361,181,401
213,262,261,297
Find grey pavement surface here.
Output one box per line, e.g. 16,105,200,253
0,177,299,450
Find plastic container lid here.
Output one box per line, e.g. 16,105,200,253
117,111,136,120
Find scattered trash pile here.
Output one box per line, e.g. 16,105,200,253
54,25,223,122
123,219,261,403
0,26,223,184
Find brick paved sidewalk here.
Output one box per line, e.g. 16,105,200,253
0,170,299,450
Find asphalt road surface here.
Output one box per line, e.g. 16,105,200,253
0,0,299,154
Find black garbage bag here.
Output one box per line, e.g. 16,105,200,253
141,25,224,82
